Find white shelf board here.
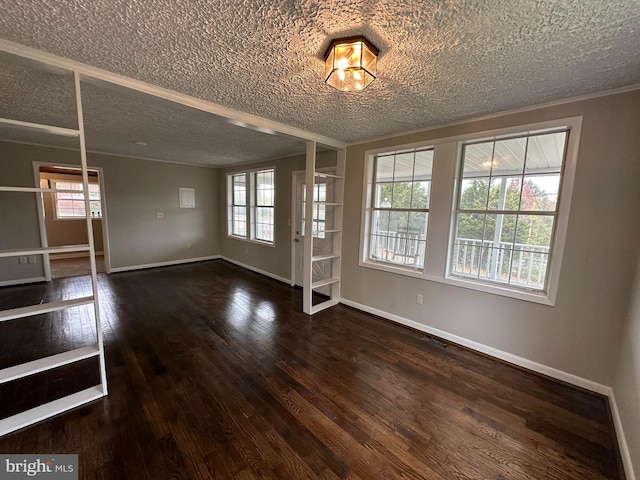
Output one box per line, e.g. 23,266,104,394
313,202,342,206
0,296,95,323
312,277,340,289
312,253,341,262
0,386,104,436
0,117,80,138
0,345,99,384
0,245,90,258
311,299,339,314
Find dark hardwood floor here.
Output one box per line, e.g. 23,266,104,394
0,260,625,479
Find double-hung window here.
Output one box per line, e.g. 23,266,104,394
54,180,102,219
360,117,581,305
451,130,567,291
254,169,275,242
230,174,247,237
364,148,433,270
227,168,275,244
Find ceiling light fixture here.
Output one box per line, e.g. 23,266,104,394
324,36,379,92
482,159,498,168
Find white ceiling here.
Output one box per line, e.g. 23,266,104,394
0,0,639,166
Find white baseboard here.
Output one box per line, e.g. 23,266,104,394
338,297,637,478
338,298,610,395
608,389,636,480
221,256,290,284
109,255,220,273
0,276,46,287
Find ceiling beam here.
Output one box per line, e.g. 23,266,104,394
0,39,347,151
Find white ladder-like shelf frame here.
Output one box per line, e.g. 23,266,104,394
302,142,346,315
0,67,108,436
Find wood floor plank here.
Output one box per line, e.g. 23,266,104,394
0,260,625,479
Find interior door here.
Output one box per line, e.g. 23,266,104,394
292,170,334,287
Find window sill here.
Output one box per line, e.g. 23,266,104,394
435,274,554,306
226,235,275,248
359,259,426,279
359,259,554,306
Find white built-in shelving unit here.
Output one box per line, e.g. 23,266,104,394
0,65,107,436
303,142,346,314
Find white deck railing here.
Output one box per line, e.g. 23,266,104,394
370,230,426,268
451,238,549,289
370,233,549,289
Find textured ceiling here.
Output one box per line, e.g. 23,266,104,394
79,79,307,167
0,0,639,166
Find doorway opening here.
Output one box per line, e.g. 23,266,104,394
35,163,110,280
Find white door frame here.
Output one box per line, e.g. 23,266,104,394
290,169,303,287
32,161,112,279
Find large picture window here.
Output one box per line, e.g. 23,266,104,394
366,148,433,269
451,131,567,291
227,168,275,244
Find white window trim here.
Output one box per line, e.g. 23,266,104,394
226,166,276,247
228,173,248,239
359,116,582,305
254,169,276,244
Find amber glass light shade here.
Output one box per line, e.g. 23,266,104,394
324,37,379,92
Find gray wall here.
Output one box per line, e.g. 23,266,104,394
0,142,45,282
0,142,220,273
613,253,640,476
343,91,640,388
89,152,220,269
218,150,336,281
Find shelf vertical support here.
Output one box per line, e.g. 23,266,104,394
74,72,108,395
331,148,346,303
303,141,317,314
32,163,52,282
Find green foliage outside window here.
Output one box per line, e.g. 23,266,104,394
376,182,429,233
457,178,555,247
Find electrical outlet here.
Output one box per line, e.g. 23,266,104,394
28,256,37,264
18,256,27,265
416,294,423,305
156,212,164,219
